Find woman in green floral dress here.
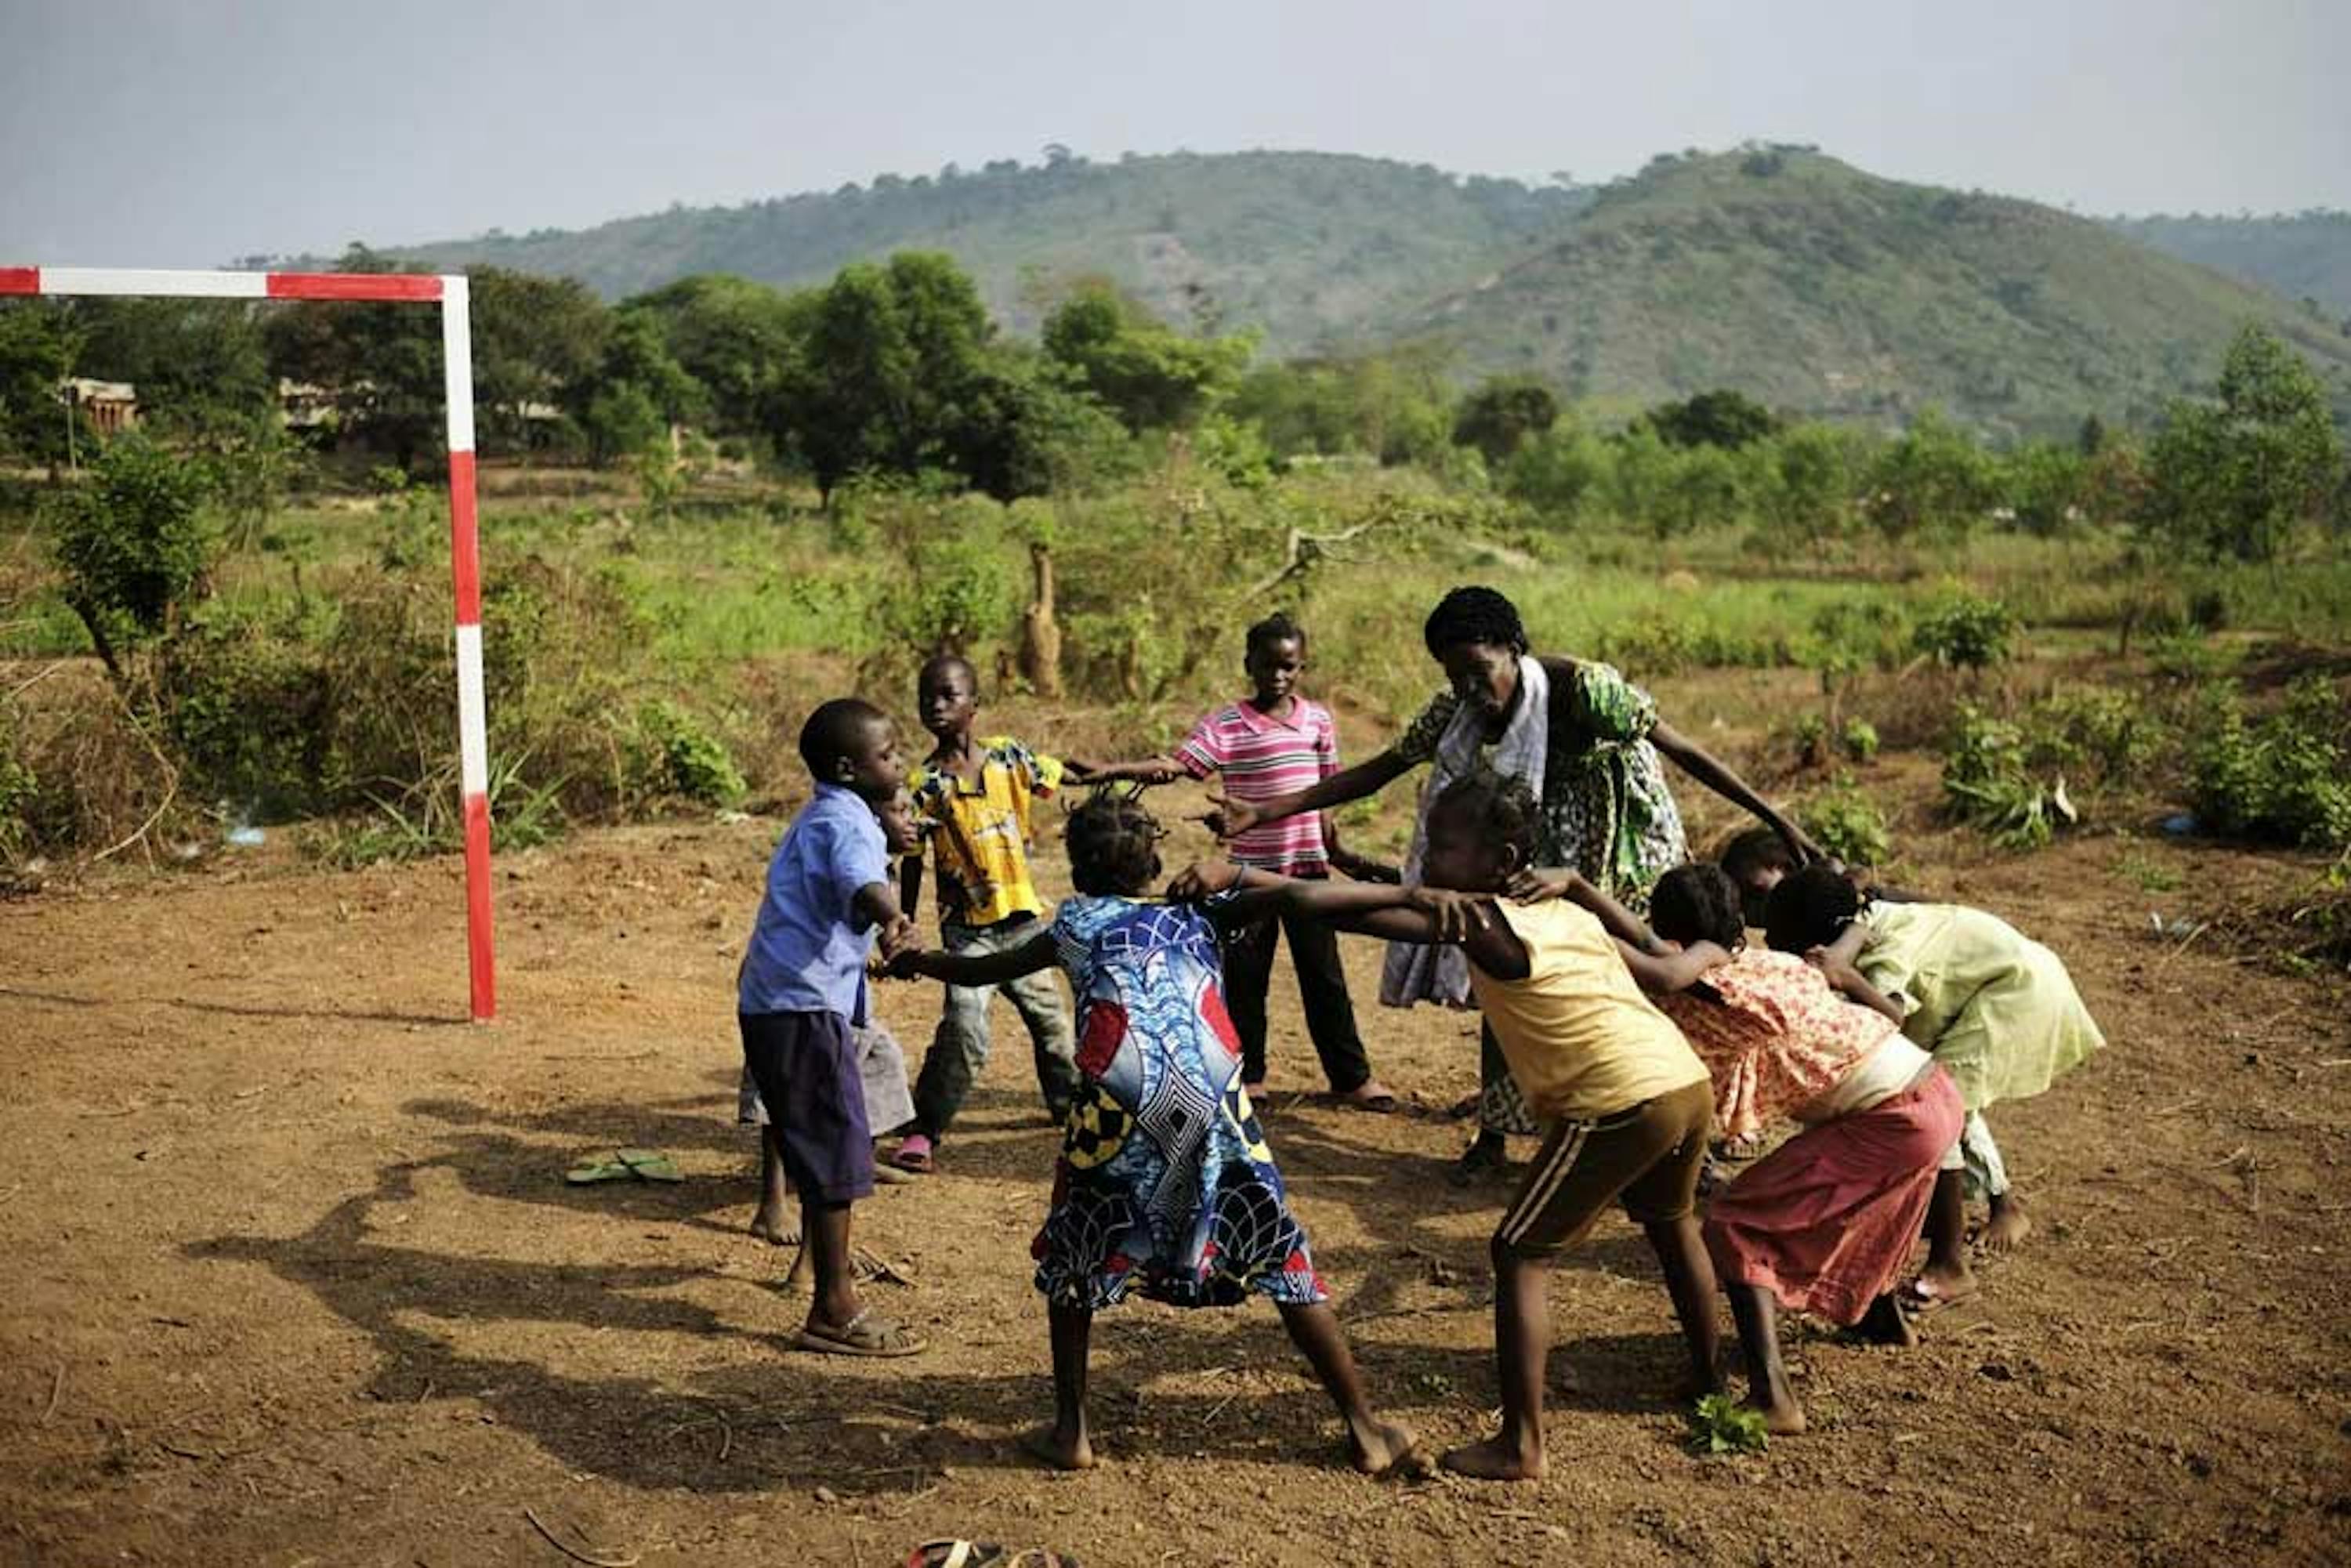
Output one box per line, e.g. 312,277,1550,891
1212,586,1818,1176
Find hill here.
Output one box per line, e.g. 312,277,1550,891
1392,149,2351,436
393,150,1589,355
2108,211,2351,318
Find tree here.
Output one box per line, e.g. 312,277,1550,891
0,302,82,466
622,273,812,439
571,313,701,467
769,252,997,502
1040,280,1250,433
1643,388,1780,450
67,296,273,444
1451,376,1559,466
263,244,442,470
2141,325,2345,561
469,266,610,457
1864,408,1999,538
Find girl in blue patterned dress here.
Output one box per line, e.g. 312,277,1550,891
892,790,1420,1476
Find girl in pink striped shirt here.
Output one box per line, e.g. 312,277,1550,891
1071,614,1396,1107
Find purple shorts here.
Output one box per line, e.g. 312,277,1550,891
739,1010,875,1205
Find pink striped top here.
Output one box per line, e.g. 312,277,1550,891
1176,697,1340,876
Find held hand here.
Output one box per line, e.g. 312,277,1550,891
874,913,919,965
1505,867,1578,904
1683,939,1735,973
1196,792,1262,841
882,947,930,980
1168,859,1244,900
1405,885,1492,942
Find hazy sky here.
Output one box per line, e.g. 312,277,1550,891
3,0,2346,267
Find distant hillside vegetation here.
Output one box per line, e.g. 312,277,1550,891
2108,212,2351,318
1392,150,2351,436
384,146,2351,439
393,150,1589,354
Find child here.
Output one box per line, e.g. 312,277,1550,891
889,790,1420,1477
744,786,925,1248
1183,772,1731,1483
895,654,1081,1175
1766,863,2106,1303
1070,612,1396,1108
736,697,923,1357
1720,825,1918,929
1529,864,1964,1434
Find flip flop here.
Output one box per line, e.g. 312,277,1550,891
1334,1085,1398,1114
1896,1276,1978,1316
563,1148,683,1184
906,1542,1009,1568
891,1135,936,1175
795,1308,926,1358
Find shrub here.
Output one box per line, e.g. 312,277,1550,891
1941,704,2075,849
2022,689,2164,787
633,699,746,806
42,434,217,674
1799,777,1891,867
0,719,34,860
2188,676,2351,849
1913,594,2016,669
1838,717,1881,764
157,609,331,818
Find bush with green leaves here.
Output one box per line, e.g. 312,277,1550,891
158,608,331,818
2022,688,2164,787
1913,593,2016,669
0,720,34,860
1941,704,2075,849
1799,778,1891,867
1839,717,1881,764
42,433,217,674
2187,676,2351,849
632,699,746,807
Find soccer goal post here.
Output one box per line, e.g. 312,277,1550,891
2,264,496,1021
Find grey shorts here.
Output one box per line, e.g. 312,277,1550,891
740,1019,914,1138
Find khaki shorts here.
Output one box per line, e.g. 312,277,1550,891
1496,1079,1714,1259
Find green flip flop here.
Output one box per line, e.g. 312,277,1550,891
563,1148,683,1184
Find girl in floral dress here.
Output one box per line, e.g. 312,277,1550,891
891,790,1418,1476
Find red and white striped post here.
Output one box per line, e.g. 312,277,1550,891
2,264,497,1020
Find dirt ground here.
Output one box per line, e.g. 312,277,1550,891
6,695,2351,1566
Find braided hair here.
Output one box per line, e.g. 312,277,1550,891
1429,766,1541,867
1245,610,1306,658
1649,864,1748,952
1422,586,1529,657
1066,787,1167,896
1763,862,1864,954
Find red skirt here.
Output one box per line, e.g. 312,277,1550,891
1703,1069,1963,1326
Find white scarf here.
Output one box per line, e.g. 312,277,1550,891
1379,654,1550,1008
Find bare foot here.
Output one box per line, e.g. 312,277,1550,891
1440,1436,1544,1483
1346,1418,1425,1477
1336,1080,1399,1114
749,1207,799,1247
782,1248,810,1291
1857,1293,1918,1347
1020,1422,1095,1472
1980,1196,2034,1255
1749,1399,1807,1436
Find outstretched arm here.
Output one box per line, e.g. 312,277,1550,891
1611,937,1733,994
1066,755,1186,785
892,931,1059,987
1650,719,1823,864
1508,867,1663,952
1204,748,1417,839
1809,947,1906,1025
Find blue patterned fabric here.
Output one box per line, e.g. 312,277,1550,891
1034,896,1328,1310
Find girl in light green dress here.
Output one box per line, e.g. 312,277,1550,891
1766,864,2105,1309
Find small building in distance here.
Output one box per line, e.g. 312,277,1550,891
61,378,137,436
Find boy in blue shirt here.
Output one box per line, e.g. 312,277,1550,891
738,697,925,1356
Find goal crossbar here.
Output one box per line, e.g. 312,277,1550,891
4,263,495,1021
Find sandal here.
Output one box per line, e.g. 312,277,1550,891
563,1148,683,1184
891,1134,936,1175
795,1308,926,1358
1896,1276,1978,1316
906,1543,1009,1568
1335,1082,1398,1114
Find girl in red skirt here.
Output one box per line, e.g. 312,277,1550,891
1521,863,1963,1435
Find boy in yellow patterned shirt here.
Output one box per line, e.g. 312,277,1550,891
891,654,1079,1174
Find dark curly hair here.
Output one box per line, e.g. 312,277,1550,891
1429,767,1541,867
1423,585,1529,658
1065,789,1166,896
1649,864,1748,952
797,697,888,780
1245,610,1306,658
1763,862,1864,954
1719,825,1796,884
